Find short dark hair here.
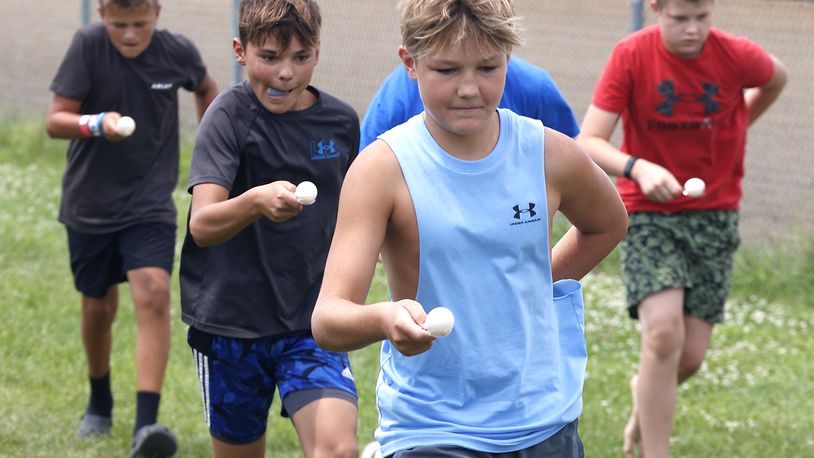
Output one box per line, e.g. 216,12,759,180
655,0,710,8
99,0,159,7
238,0,321,50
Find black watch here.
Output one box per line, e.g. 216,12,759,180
623,156,639,179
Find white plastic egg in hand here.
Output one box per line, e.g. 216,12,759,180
295,181,318,205
683,178,705,198
116,116,136,137
423,307,455,337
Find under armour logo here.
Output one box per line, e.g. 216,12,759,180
513,203,536,219
656,80,720,116
310,138,340,160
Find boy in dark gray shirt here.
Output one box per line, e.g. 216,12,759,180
179,1,359,457
46,0,218,456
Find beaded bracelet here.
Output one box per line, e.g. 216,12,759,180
88,112,107,138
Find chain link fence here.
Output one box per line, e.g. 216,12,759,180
0,0,812,241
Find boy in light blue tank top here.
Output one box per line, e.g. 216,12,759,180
311,1,629,456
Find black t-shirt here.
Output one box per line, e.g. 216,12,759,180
180,82,360,338
50,23,207,232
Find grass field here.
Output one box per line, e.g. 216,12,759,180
1,121,812,457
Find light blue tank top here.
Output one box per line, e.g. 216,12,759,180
376,109,587,454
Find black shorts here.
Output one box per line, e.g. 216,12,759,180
66,222,176,298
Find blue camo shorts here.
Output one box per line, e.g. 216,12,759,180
188,327,358,445
621,210,740,324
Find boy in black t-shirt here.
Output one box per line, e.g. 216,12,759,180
179,1,359,457
45,0,218,456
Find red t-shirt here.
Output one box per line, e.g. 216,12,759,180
592,25,774,213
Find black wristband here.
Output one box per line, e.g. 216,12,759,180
623,156,639,179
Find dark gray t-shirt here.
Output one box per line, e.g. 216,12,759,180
179,82,360,338
50,22,207,233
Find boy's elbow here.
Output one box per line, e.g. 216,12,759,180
190,234,210,248
310,308,335,350
44,118,60,138
615,212,629,242
608,204,629,244
772,57,789,90
188,219,214,248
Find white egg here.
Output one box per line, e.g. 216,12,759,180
295,181,318,205
683,178,705,198
116,116,136,137
423,307,455,337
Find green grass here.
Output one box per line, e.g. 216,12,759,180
1,120,812,457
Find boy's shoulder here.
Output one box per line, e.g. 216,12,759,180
72,21,109,45
499,108,545,131
313,87,358,120
614,24,660,52
199,82,259,127
151,27,197,48
148,27,202,62
506,57,544,77
704,27,760,50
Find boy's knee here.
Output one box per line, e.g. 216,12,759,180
316,438,357,458
82,298,117,320
131,270,170,305
642,325,684,360
144,278,170,302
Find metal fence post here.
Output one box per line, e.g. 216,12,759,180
232,0,242,85
632,0,644,32
81,0,91,25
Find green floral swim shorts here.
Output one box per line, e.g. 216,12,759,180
620,210,740,324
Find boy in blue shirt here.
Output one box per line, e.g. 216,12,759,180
361,57,579,149
311,0,628,456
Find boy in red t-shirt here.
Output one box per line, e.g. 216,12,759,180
577,1,787,457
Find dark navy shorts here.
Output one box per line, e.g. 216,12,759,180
188,327,358,445
388,420,583,457
66,222,176,298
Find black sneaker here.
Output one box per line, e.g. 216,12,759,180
76,413,112,439
127,424,177,458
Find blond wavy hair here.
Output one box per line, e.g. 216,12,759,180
399,0,523,60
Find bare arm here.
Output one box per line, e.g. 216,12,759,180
188,181,301,247
194,74,219,121
745,55,788,126
577,105,682,202
45,94,127,142
546,130,628,281
312,142,434,355
575,106,624,176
